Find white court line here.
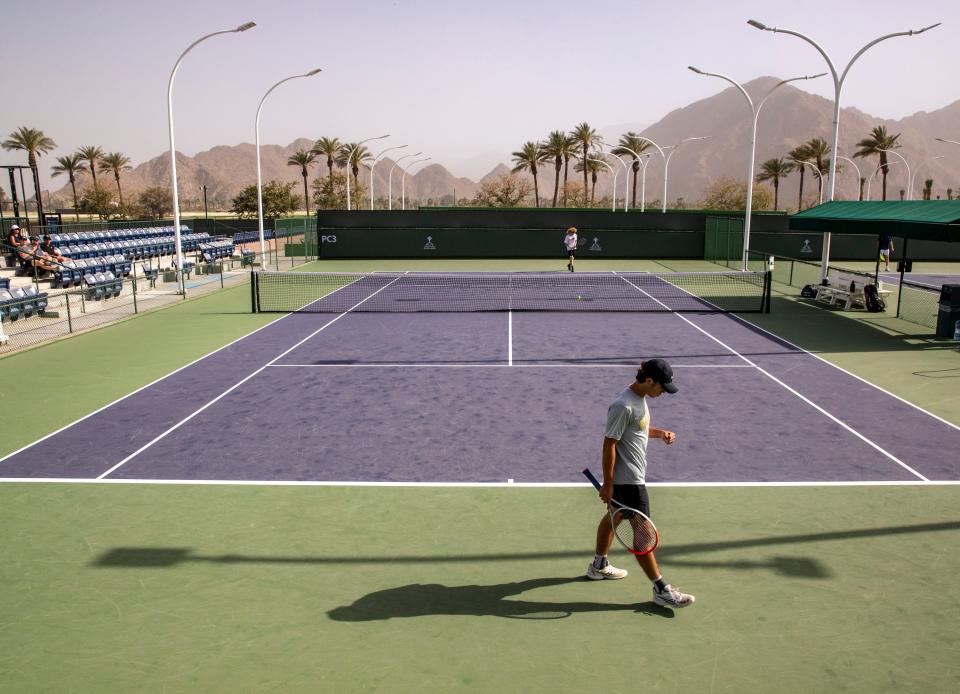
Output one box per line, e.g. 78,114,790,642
1,478,957,487
729,301,960,434
508,310,513,366
95,273,408,480
0,272,372,468
616,273,929,482
266,363,755,368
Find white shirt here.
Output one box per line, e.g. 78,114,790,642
564,233,578,251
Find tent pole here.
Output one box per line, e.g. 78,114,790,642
896,236,908,319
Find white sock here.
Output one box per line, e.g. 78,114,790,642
593,554,608,569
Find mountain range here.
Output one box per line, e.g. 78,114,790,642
45,77,960,211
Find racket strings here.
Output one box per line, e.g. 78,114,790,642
613,510,658,554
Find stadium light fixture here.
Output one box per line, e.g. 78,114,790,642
747,17,940,279
167,21,255,293
346,135,389,210
255,68,323,267
388,152,423,210
688,66,824,269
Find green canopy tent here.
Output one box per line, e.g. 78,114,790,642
789,200,960,325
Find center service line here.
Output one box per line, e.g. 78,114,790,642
508,310,513,366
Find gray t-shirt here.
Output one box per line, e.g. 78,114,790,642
604,387,650,484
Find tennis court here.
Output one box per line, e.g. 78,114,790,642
2,263,959,692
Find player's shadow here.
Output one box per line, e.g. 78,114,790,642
326,576,674,622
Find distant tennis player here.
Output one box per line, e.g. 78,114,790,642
564,227,578,272
586,358,695,609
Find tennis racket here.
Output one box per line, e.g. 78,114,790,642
582,468,659,556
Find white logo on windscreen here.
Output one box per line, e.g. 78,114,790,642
800,239,813,254
590,237,602,251
321,235,337,243
424,236,436,250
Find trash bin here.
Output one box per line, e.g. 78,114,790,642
935,284,960,338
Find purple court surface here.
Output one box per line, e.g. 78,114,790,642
2,306,958,484
879,272,960,291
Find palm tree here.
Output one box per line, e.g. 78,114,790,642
853,125,901,201
541,131,570,207
511,141,549,207
312,136,341,179
98,152,132,208
804,137,831,198
336,143,372,198
787,144,812,210
2,126,57,220
574,157,604,204
756,158,791,211
288,149,317,215
570,122,601,198
923,178,934,200
612,132,651,208
51,154,87,220
76,145,104,191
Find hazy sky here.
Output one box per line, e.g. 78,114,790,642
3,0,957,192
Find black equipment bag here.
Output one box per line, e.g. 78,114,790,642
864,283,886,312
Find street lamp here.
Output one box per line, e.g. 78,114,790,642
662,137,709,211
587,158,618,211
255,68,322,267
369,144,408,210
401,157,431,210
748,18,940,279
936,137,960,147
866,160,904,201
388,152,422,210
788,159,824,205
835,156,862,200
910,155,945,199
877,149,912,200
345,135,389,210
167,21,255,293
611,146,653,211
688,67,824,269
600,150,631,211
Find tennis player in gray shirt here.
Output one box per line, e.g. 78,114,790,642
586,358,695,608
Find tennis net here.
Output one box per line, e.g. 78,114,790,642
251,270,771,313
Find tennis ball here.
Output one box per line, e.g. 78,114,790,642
576,295,582,300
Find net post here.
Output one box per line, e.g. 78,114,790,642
764,270,772,313
250,270,259,313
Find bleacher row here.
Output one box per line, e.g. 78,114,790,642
0,285,49,322
50,231,214,261
53,255,131,288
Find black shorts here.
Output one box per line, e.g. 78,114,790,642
567,249,576,257
612,484,650,518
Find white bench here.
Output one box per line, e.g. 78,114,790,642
814,269,891,310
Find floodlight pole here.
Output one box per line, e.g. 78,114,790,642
388,152,422,210
369,144,408,210
256,69,322,267
601,151,631,211
401,157,431,210
167,21,255,293
587,158,618,211
748,18,940,279
345,135,389,210
662,137,709,213
865,160,904,201
688,67,825,269
614,146,653,212
787,159,824,205
835,156,862,200
909,155,945,200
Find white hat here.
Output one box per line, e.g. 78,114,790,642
10,224,20,230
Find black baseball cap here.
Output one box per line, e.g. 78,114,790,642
638,358,678,394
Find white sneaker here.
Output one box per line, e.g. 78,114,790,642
586,562,628,580
653,584,695,608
